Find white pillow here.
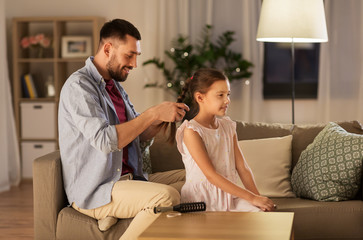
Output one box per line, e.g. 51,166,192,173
237,135,295,198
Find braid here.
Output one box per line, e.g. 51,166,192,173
177,78,191,103
162,77,192,144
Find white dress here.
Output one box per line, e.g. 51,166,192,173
176,116,261,212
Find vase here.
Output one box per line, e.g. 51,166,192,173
37,47,44,58
28,47,45,58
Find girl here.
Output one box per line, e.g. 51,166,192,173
171,68,275,212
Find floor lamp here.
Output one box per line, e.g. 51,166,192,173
256,0,328,124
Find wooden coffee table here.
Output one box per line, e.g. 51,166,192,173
139,211,294,240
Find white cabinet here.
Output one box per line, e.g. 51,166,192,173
21,141,56,178
21,102,56,139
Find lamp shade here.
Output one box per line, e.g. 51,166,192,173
256,0,328,43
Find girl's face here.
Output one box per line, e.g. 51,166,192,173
196,79,231,116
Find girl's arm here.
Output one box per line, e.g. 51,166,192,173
233,134,275,211
233,134,260,195
183,128,274,211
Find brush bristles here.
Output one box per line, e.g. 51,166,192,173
154,202,206,214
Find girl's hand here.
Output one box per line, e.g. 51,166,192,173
251,195,276,212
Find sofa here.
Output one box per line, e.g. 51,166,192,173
33,120,363,240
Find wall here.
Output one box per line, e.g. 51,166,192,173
5,0,318,124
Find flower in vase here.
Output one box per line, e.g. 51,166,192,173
20,33,51,58
20,37,31,48
34,33,51,48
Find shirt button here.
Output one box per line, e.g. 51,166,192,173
117,169,120,172
111,181,114,184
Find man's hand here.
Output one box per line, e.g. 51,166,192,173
138,102,189,142
151,102,189,123
115,102,189,148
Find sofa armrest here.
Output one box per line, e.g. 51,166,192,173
33,150,67,240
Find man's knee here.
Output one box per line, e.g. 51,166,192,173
156,185,180,207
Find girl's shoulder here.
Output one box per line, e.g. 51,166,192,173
176,119,205,154
218,116,236,129
177,119,204,135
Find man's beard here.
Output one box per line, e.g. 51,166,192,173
106,55,129,82
108,67,128,82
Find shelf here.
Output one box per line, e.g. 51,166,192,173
18,58,54,63
57,57,88,62
21,138,57,142
12,16,105,178
18,57,88,63
19,97,56,102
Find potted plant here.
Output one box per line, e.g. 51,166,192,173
143,25,253,98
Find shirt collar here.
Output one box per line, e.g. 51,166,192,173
86,56,106,88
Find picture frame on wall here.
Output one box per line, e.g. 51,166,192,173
61,36,92,58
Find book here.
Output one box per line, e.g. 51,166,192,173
24,74,38,98
21,75,30,98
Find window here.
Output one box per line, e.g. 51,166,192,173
263,42,320,99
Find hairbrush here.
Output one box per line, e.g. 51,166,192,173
153,202,206,214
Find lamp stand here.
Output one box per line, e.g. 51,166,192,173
291,41,295,124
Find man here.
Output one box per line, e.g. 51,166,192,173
58,19,189,240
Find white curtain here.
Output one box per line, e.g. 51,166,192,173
0,0,21,192
142,0,191,105
142,0,214,104
238,0,264,122
318,0,363,123
141,0,263,122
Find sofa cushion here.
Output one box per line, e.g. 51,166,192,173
150,130,184,173
272,198,363,240
291,122,363,201
238,136,295,198
236,121,292,141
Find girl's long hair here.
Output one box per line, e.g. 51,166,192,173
159,68,227,144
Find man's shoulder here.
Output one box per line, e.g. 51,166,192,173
63,67,98,91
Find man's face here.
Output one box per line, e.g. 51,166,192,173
106,34,141,82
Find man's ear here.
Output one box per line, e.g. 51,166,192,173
103,42,112,57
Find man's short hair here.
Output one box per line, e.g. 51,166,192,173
100,19,141,42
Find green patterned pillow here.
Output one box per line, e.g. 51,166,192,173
291,122,363,201
140,138,154,174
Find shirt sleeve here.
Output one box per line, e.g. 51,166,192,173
59,75,119,154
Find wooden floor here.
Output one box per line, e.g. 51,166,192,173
0,180,34,240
